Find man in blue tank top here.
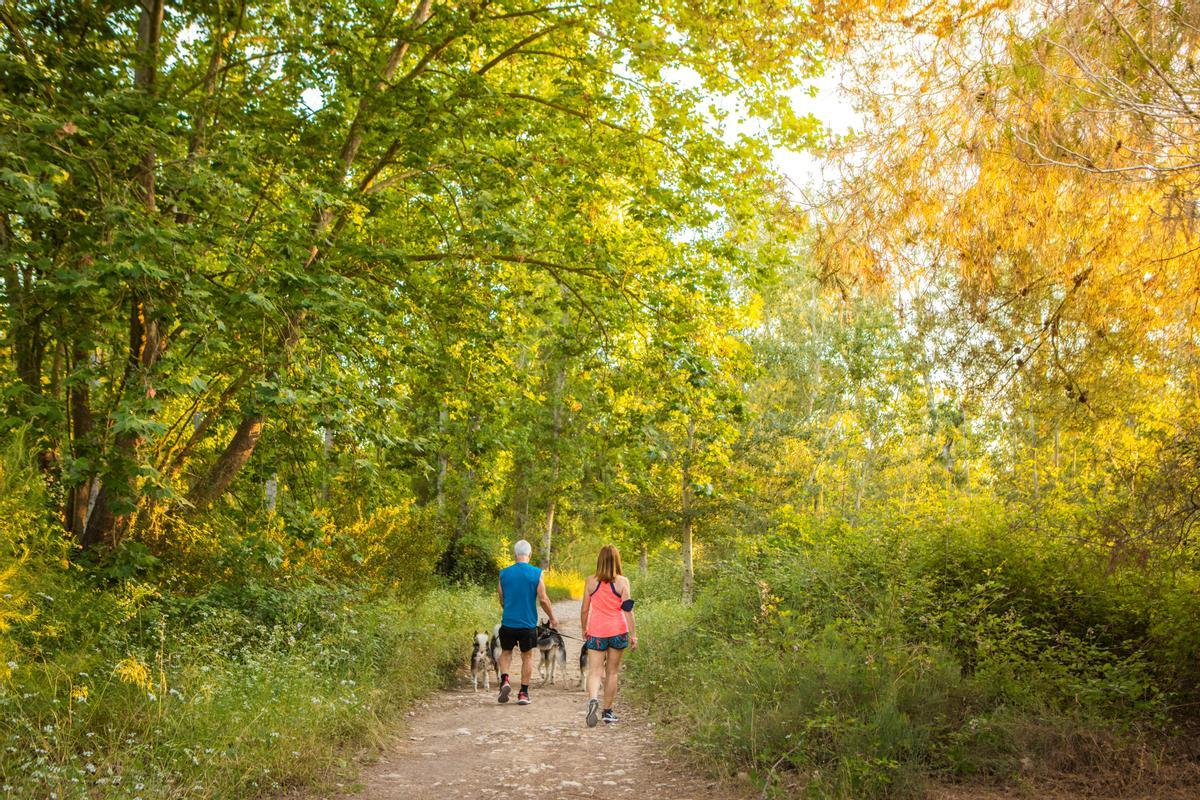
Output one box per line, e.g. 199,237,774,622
497,539,558,705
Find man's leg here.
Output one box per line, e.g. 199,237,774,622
513,629,537,704
520,647,534,686
497,633,515,702
498,648,513,681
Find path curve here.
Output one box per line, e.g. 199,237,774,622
322,599,744,800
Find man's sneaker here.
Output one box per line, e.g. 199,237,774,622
517,690,531,705
497,681,511,703
585,698,599,728
602,709,619,724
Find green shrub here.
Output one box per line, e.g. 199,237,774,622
627,505,1191,799
0,580,494,799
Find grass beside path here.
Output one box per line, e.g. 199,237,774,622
0,585,494,800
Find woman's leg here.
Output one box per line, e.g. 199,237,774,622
602,647,626,709
586,648,606,700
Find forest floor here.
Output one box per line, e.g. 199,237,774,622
293,599,745,800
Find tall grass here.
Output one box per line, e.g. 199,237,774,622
0,431,497,799
1,585,494,799
626,501,1200,798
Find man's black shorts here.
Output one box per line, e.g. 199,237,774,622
498,626,537,653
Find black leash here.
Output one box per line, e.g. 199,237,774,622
544,626,586,643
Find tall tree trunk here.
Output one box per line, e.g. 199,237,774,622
3,207,53,479
265,473,278,512
83,0,165,547
86,292,164,544
541,360,566,570
65,346,95,541
439,415,479,578
1053,423,1061,474
1028,396,1039,501
680,412,695,603
542,498,555,570
436,400,448,511
186,308,305,509
186,414,264,510
322,427,333,503
639,542,648,576
3,259,42,400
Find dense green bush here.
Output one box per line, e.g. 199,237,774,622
0,437,496,799
1,582,493,799
627,499,1199,798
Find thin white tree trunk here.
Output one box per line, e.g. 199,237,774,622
681,412,695,603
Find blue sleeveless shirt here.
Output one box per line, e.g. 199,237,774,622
499,562,542,629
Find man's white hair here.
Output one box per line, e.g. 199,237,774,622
513,539,532,558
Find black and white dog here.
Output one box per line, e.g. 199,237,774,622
470,631,492,691
536,620,567,685
579,644,607,690
488,624,502,684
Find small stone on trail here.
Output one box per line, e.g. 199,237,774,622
456,727,471,735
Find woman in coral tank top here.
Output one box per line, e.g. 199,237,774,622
580,544,637,727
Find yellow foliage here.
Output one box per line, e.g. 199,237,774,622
115,581,162,621
114,656,153,691
543,569,585,600
0,562,35,683
289,505,440,591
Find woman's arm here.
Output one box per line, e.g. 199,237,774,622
580,576,594,635
620,577,637,649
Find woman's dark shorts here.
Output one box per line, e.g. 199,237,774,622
498,626,537,653
585,633,629,651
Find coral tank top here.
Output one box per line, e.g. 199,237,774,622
586,579,628,637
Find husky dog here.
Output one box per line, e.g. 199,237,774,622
470,632,492,691
576,647,604,690
488,624,502,683
536,620,567,686
579,643,606,690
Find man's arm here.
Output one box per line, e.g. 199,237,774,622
497,579,504,612
537,576,558,629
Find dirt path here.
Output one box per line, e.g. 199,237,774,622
316,599,743,800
